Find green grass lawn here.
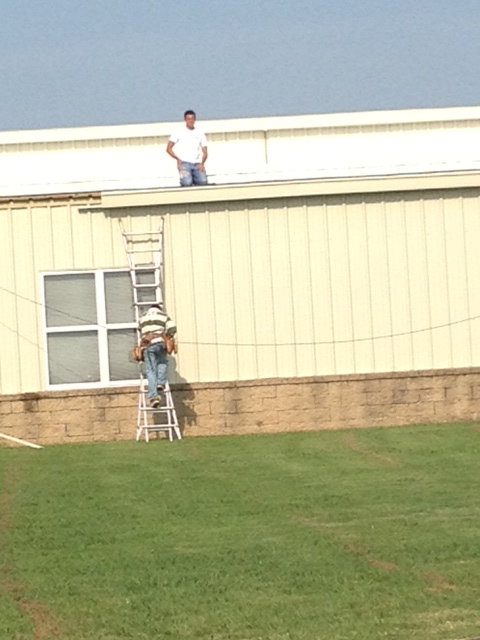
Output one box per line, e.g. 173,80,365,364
1,424,479,640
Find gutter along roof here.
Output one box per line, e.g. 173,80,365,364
92,169,480,212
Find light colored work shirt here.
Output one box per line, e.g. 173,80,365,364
168,127,207,163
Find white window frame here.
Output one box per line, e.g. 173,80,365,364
41,268,140,390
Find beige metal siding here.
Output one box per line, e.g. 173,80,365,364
163,189,480,383
2,188,480,393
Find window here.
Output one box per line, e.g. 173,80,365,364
43,270,151,387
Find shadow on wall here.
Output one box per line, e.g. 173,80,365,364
166,357,197,434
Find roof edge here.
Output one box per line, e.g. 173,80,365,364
88,170,480,211
2,105,480,146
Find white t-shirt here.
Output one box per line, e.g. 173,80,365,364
169,127,208,164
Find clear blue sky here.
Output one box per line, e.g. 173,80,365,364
1,0,479,131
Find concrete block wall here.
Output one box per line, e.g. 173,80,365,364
1,368,480,446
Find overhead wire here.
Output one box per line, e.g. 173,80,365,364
1,283,479,348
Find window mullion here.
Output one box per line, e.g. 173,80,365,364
96,271,109,383
45,324,98,334
41,273,50,390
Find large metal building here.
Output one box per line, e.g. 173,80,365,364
2,105,480,394
2,106,480,445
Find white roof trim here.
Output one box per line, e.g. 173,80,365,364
1,105,480,146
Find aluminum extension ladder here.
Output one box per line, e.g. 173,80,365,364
119,219,181,443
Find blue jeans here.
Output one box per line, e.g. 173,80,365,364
144,342,168,400
179,162,207,187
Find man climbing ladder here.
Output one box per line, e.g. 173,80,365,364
139,303,177,407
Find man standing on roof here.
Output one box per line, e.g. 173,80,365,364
139,304,177,407
166,110,208,187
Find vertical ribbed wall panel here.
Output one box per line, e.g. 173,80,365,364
248,208,277,379
404,197,432,370
366,198,395,372
0,206,20,393
306,200,336,373
424,196,452,368
10,206,43,392
286,203,315,377
268,203,297,378
188,210,219,382
443,197,472,368
385,199,414,371
206,207,237,381
227,207,256,380
347,200,375,373
327,197,355,373
165,210,200,382
463,195,480,366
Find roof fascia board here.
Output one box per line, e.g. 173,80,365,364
94,171,480,211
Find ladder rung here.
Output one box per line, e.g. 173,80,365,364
132,284,159,289
132,280,158,285
129,268,160,273
134,301,160,306
126,249,158,254
123,231,162,237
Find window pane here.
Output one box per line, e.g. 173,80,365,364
45,274,97,327
108,329,140,381
104,272,135,324
47,331,100,384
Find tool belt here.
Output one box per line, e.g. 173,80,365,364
140,332,163,347
132,332,177,362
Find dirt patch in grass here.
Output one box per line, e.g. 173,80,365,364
346,541,368,554
346,541,400,572
0,464,64,640
293,518,401,574
423,572,458,594
341,433,401,466
367,557,399,571
17,600,64,640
